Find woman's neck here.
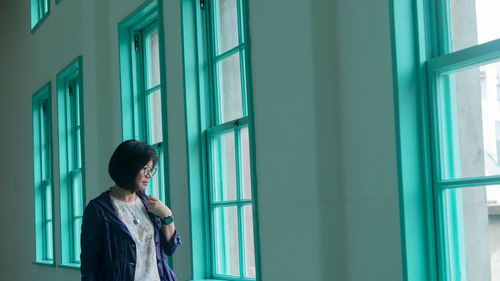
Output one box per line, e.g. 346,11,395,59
110,185,137,202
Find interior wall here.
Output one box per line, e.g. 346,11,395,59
0,0,403,281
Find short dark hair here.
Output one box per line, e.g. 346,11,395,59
108,140,158,191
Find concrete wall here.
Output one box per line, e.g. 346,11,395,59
0,0,402,280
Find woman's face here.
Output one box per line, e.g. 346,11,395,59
135,160,154,191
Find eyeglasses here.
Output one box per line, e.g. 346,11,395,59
142,166,157,177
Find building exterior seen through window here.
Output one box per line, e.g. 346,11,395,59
428,0,500,280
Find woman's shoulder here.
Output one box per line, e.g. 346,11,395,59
85,190,114,213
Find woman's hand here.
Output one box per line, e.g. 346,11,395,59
146,196,172,219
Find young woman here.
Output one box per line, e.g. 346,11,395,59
81,140,181,281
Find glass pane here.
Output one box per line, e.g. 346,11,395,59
211,131,237,202
151,164,160,199
46,220,53,261
45,181,52,220
146,29,160,89
240,126,252,199
75,82,80,127
213,206,240,276
76,128,82,168
444,185,500,280
41,99,50,179
215,0,239,55
450,0,500,52
74,217,82,263
147,90,163,144
438,60,500,180
243,205,255,278
217,52,243,123
72,170,83,217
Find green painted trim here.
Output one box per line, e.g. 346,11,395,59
213,45,245,62
32,81,56,264
437,175,500,189
118,0,159,141
428,38,500,75
209,200,252,207
239,0,262,279
118,0,172,267
30,0,50,33
153,0,172,217
182,0,260,279
389,0,438,280
33,260,56,267
56,56,85,266
181,0,212,278
207,116,249,135
211,274,255,281
30,10,50,34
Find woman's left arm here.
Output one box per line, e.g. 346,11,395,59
146,196,181,255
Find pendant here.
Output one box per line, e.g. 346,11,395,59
133,217,140,225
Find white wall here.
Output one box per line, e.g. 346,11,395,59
0,0,402,280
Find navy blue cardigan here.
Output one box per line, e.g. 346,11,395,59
80,190,181,281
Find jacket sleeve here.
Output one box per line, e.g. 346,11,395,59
81,202,104,281
160,228,182,256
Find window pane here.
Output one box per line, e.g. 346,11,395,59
72,170,83,217
74,217,82,263
443,185,500,280
437,60,500,180
240,126,252,199
213,206,240,276
146,29,160,89
450,0,500,52
217,52,243,123
147,89,163,144
215,0,239,55
45,181,52,220
243,205,255,278
41,99,50,179
46,220,53,261
211,131,237,202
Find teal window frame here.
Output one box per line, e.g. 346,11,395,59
57,56,86,268
392,0,500,280
118,0,169,203
181,0,261,280
30,0,49,32
32,82,56,266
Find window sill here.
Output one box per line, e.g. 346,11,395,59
189,279,255,281
58,263,80,270
33,260,55,267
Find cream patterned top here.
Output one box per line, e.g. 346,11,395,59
111,196,160,281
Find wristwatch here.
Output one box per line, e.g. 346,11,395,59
162,215,174,225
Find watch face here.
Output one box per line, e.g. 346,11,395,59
163,216,174,225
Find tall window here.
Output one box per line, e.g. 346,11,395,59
32,82,55,265
393,0,500,280
182,0,260,279
57,57,85,267
118,0,167,202
30,0,49,31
